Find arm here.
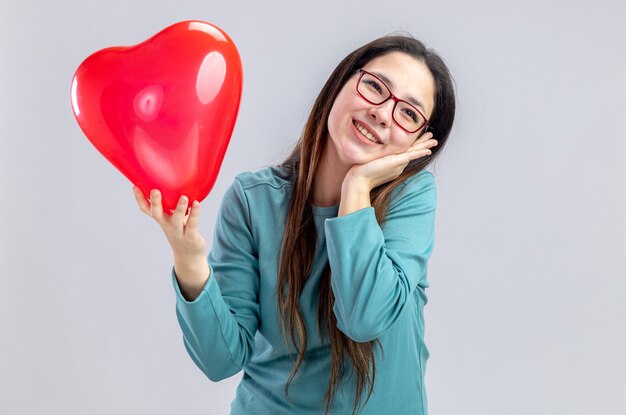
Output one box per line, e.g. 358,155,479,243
324,171,436,342
172,177,260,381
173,254,211,302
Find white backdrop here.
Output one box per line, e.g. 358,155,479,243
1,0,625,414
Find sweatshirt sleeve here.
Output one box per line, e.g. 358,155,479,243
324,171,436,342
171,177,260,381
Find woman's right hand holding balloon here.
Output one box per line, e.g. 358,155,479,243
133,186,210,301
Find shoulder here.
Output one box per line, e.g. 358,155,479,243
393,169,436,198
385,170,437,218
233,165,293,191
226,166,294,218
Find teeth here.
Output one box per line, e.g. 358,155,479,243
354,122,379,143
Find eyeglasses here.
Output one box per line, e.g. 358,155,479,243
356,69,429,134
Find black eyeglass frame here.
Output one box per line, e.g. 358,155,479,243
356,69,430,134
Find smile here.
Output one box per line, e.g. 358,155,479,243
352,120,382,144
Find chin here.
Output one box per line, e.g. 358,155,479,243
327,127,376,167
340,150,374,167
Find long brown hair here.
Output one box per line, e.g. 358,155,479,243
276,34,456,414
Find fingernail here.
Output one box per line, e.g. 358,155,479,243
179,196,187,204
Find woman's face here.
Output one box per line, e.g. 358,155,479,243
326,51,436,168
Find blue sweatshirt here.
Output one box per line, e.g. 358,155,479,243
171,165,436,414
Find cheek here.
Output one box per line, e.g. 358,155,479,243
327,105,339,136
327,102,350,140
391,131,418,151
327,87,357,131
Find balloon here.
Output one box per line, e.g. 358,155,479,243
70,20,243,214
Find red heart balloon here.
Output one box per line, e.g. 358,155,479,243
70,20,243,214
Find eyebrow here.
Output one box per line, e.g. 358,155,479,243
371,71,426,111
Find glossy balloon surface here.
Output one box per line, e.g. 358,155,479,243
71,21,243,214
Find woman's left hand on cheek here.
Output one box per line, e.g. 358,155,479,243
345,133,438,191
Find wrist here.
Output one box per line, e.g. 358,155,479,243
174,255,210,301
342,171,372,195
173,251,206,264
339,174,372,217
174,254,209,280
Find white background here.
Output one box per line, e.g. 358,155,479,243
1,0,625,414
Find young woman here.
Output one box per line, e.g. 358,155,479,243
133,34,455,415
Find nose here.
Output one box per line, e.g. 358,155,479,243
367,99,394,128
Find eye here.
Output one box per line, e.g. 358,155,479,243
364,79,384,95
402,107,419,123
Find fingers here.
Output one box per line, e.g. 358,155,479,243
171,195,189,226
185,200,201,230
411,148,432,157
409,133,438,153
132,186,167,221
149,189,165,221
401,134,437,163
133,186,152,216
133,187,200,232
414,131,434,145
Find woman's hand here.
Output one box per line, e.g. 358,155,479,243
345,132,438,191
336,133,437,217
133,187,207,260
